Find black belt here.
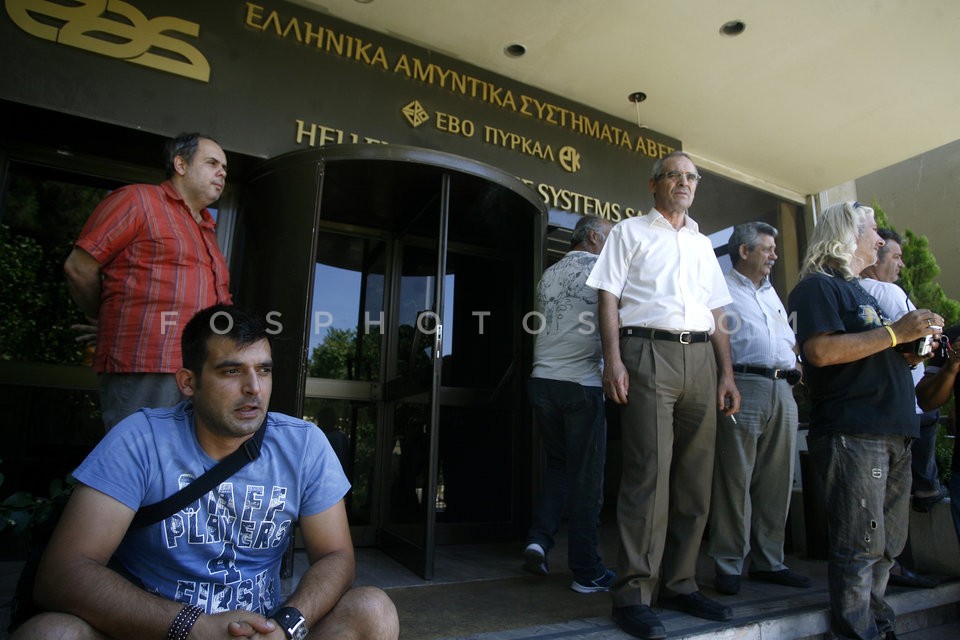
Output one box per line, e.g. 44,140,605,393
732,365,801,385
620,327,710,344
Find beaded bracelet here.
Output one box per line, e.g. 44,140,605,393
165,604,204,640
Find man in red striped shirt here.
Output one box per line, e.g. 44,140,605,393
64,133,233,430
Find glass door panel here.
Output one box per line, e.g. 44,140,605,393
435,251,521,532
379,177,448,579
305,232,386,530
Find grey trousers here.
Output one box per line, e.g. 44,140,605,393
98,372,183,431
611,337,718,607
708,373,799,575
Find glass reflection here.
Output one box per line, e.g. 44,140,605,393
307,234,385,382
301,397,376,525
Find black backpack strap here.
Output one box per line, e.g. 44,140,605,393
129,420,267,530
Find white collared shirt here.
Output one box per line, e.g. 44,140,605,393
860,277,924,413
586,209,731,331
724,268,796,369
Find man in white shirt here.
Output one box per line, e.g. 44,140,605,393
860,228,941,589
587,151,739,639
709,222,810,595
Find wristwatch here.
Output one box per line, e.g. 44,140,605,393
271,606,308,640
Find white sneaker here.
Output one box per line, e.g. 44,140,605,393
522,543,548,575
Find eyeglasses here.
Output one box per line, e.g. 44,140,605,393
659,170,701,183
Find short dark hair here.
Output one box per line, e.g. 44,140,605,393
163,132,218,178
727,221,778,266
181,305,272,377
877,228,902,245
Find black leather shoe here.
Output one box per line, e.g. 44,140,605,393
749,569,812,588
888,566,938,589
658,591,733,621
612,605,666,639
715,573,741,595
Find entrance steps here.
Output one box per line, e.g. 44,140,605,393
381,499,960,639
426,579,959,640
2,500,957,639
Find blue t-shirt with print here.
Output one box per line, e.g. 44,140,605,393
73,401,350,616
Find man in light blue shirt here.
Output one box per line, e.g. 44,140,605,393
709,222,810,595
13,305,399,640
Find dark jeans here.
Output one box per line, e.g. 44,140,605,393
912,410,942,494
809,432,912,640
527,378,607,582
950,471,960,547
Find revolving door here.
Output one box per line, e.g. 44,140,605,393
236,145,547,578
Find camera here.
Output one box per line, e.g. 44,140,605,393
914,333,949,359
896,325,949,359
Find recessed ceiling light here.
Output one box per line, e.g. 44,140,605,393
720,20,746,37
504,43,526,58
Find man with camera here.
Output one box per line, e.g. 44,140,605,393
860,228,943,589
788,202,943,640
708,222,810,596
861,229,946,515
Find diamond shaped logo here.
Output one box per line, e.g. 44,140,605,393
402,100,430,128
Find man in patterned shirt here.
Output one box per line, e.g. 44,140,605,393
64,133,233,430
523,214,615,594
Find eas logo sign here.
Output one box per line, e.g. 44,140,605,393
5,0,210,82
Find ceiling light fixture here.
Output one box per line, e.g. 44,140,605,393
720,20,746,37
628,92,648,130
504,43,526,58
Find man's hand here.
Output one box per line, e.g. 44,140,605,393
224,612,280,638
718,374,740,416
70,319,98,347
942,337,960,374
187,611,280,638
890,309,945,345
603,358,629,404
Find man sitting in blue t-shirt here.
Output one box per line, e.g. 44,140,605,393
12,305,399,640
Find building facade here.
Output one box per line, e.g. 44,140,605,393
0,0,801,577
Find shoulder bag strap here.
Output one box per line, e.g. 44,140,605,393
129,420,267,530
